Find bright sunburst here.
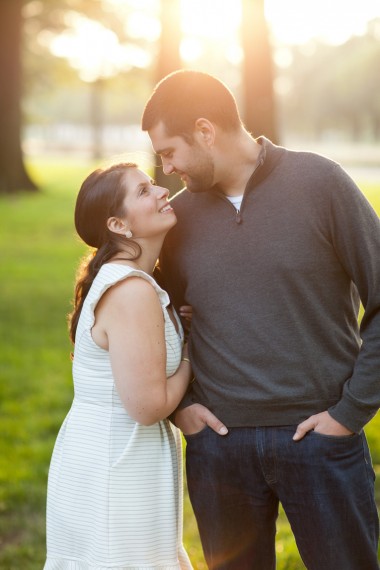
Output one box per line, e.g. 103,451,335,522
265,0,380,45
45,0,380,80
179,0,379,46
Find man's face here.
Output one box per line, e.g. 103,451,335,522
148,121,215,193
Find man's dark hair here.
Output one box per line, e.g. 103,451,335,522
141,70,242,139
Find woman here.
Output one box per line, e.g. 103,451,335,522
44,163,193,569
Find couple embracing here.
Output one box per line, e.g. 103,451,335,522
44,71,380,570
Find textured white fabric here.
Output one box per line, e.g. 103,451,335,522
225,194,243,210
45,264,192,570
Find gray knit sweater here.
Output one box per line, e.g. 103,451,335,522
160,138,380,433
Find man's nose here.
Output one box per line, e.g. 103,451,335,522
162,159,174,175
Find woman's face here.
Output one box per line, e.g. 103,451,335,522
121,168,176,239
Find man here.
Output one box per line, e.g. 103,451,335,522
141,70,380,570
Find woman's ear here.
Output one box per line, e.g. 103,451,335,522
107,216,127,236
194,118,215,147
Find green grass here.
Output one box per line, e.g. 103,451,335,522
0,157,379,569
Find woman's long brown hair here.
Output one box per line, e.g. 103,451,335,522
68,163,140,344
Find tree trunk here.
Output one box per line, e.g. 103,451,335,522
241,0,279,144
0,0,37,193
154,0,182,195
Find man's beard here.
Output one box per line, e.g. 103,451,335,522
184,149,215,193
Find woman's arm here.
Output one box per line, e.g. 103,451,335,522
94,277,192,425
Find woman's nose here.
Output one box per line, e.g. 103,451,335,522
156,185,169,199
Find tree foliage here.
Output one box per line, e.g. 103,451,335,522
276,20,380,141
22,0,155,159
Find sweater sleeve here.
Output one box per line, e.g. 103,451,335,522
326,165,380,432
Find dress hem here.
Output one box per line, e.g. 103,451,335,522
44,556,182,570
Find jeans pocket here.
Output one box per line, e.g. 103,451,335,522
183,425,210,441
310,430,358,441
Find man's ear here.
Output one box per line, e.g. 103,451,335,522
107,216,127,236
194,118,215,147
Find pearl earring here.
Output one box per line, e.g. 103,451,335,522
125,230,133,239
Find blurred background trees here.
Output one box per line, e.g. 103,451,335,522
153,0,182,193
1,0,379,193
276,22,380,143
0,0,37,193
241,0,278,143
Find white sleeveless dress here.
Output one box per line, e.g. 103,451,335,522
44,264,192,570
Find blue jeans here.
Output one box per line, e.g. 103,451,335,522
185,426,379,570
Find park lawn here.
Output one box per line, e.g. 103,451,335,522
0,157,379,569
